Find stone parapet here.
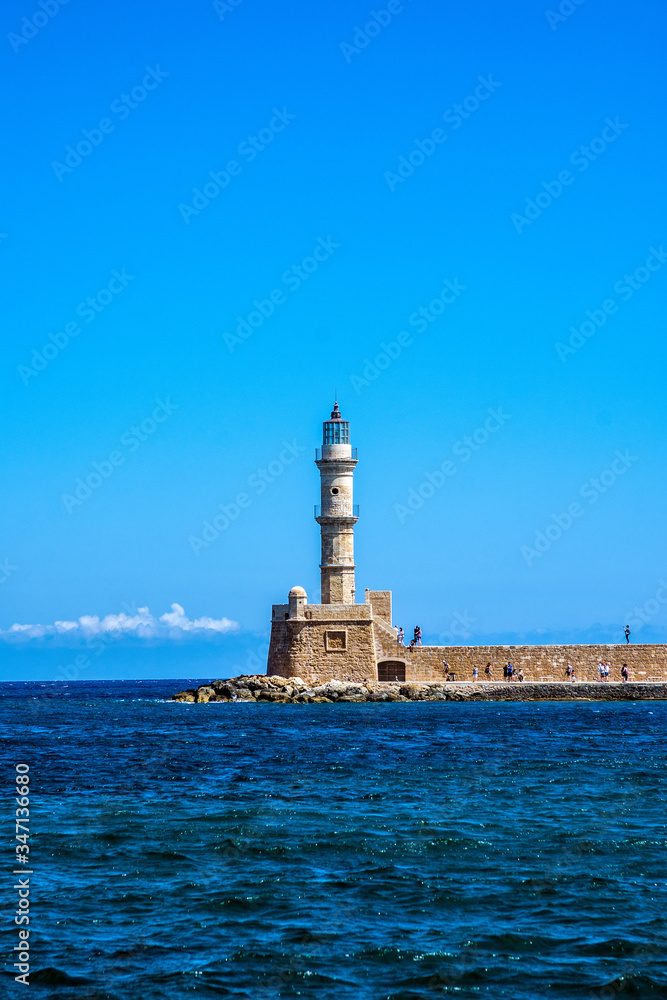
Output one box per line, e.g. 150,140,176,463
364,589,392,625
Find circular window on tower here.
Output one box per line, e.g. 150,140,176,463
330,487,340,495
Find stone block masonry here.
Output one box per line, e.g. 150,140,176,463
268,602,377,684
364,589,392,624
267,593,667,685
377,642,667,684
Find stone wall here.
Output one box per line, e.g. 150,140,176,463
364,589,392,625
267,595,667,685
373,631,667,684
271,603,373,623
267,603,377,683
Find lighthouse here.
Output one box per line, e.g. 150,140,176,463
265,398,667,689
314,401,358,604
267,400,394,683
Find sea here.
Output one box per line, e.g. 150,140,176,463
2,679,667,999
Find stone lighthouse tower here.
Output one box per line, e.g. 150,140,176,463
266,399,394,681
315,401,358,604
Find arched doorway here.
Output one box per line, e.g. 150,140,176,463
377,660,406,682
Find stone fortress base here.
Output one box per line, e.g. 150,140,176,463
266,403,667,689
267,589,667,685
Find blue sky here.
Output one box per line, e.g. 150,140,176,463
2,0,666,679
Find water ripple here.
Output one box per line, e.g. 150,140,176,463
2,680,666,999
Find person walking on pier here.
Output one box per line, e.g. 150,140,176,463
414,626,422,646
507,662,514,682
621,663,629,683
565,663,572,680
598,662,604,682
472,666,478,682
624,625,631,643
396,627,405,646
604,662,610,682
484,662,493,681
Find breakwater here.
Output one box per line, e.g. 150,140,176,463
173,674,667,703
383,643,667,684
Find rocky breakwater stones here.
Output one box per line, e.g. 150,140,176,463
172,675,327,703
172,675,368,703
172,678,667,703
172,675,458,703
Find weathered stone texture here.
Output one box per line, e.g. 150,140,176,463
316,447,358,604
364,589,392,625
268,600,667,685
267,603,377,683
267,586,667,684
372,638,667,685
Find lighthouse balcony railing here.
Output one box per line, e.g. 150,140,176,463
315,448,357,461
314,505,359,518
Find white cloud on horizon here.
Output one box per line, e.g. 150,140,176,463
0,604,240,643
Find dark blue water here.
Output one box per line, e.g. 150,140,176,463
2,680,667,999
